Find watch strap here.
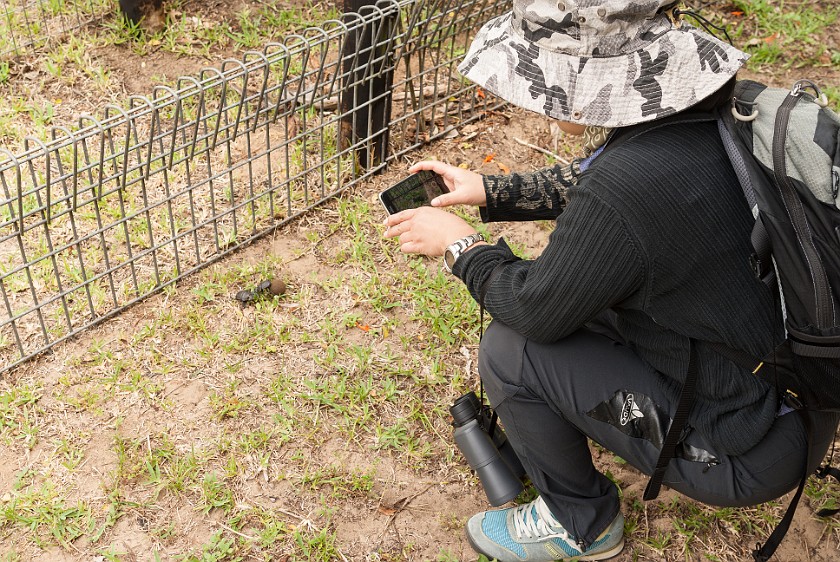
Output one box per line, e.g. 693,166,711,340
443,233,486,273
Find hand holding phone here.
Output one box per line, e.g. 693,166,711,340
378,170,449,215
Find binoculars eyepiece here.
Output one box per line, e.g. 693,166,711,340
450,391,526,506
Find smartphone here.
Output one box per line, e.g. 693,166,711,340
378,170,448,214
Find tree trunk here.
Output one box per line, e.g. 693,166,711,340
339,0,397,170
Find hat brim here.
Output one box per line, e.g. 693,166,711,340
458,13,749,128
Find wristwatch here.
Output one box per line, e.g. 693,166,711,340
443,233,486,273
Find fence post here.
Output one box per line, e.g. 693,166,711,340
339,0,398,170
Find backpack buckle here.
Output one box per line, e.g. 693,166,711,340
783,390,804,410
749,253,761,277
749,253,776,286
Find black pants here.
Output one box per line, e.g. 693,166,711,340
478,320,839,547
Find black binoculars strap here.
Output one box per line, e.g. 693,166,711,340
644,340,699,501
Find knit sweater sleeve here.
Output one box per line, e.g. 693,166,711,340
453,183,645,342
479,163,575,222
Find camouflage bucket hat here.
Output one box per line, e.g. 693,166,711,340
458,0,749,128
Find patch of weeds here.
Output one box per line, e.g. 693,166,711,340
292,526,342,561
54,436,86,470
193,279,226,304
227,9,267,49
623,507,640,537
514,483,539,505
0,381,42,449
96,544,127,561
0,479,92,548
116,368,166,405
163,449,202,495
261,1,340,31
374,416,433,460
209,380,251,420
238,303,297,352
177,530,241,562
300,464,375,498
235,425,277,453
113,432,177,489
151,520,177,542
333,194,391,265
162,15,222,58
341,311,363,329
729,0,840,69
386,258,480,347
184,306,221,351
90,489,141,543
256,516,290,548
805,474,840,523
197,473,235,514
79,338,116,366
644,530,672,554
27,100,55,129
112,436,145,482
53,384,103,414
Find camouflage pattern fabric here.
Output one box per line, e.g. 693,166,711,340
484,162,579,214
459,0,749,127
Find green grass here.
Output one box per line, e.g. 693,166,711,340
0,382,42,450
0,1,838,560
0,477,93,548
0,191,493,556
726,0,840,71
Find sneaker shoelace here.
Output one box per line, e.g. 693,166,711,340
512,497,569,541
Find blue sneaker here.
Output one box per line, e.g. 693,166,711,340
465,496,624,561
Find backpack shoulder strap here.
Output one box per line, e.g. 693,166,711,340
716,87,776,287
717,110,758,212
752,411,815,561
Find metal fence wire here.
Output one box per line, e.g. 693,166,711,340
1,0,109,59
0,0,508,373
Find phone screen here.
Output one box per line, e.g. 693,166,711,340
378,170,448,214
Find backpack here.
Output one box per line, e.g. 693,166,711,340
644,79,840,562
719,79,840,408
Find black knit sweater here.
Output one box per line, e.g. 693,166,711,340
454,118,781,456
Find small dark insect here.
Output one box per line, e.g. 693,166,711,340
235,278,287,304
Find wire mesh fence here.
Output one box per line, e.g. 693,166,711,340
0,0,507,373
1,0,110,59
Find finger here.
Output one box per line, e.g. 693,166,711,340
408,161,435,174
383,208,416,227
384,220,409,239
399,240,423,255
409,160,451,176
383,218,407,239
431,193,456,207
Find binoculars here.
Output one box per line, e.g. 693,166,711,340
450,391,527,506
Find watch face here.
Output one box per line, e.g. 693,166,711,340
444,249,457,272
